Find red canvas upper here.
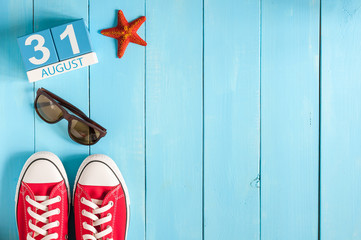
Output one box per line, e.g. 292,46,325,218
74,183,128,240
16,181,69,240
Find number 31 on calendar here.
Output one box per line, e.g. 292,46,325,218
18,19,98,82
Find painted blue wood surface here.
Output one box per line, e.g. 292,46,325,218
261,0,320,239
321,1,361,239
204,0,260,239
89,1,145,240
0,0,34,239
2,0,361,239
145,0,203,239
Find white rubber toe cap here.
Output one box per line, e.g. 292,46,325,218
78,155,120,186
22,151,64,183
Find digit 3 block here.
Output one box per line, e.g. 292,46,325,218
17,29,59,70
17,19,98,82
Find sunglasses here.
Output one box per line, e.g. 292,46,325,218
35,88,107,145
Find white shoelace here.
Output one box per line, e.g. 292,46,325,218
26,195,61,240
81,197,114,240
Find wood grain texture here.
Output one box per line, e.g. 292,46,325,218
89,1,146,240
0,0,33,238
203,0,260,239
321,1,361,239
261,0,320,239
145,0,203,239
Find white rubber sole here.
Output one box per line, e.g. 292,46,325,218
73,154,130,239
14,151,71,220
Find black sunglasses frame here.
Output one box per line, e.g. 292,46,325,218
34,88,107,145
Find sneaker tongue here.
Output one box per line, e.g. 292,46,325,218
79,184,115,201
25,182,61,196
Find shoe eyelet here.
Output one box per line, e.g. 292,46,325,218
54,233,59,239
82,210,86,215
55,220,60,227
56,208,60,214
25,195,30,201
82,222,86,227
57,196,61,201
107,213,112,219
109,201,114,207
65,235,68,239
81,197,85,203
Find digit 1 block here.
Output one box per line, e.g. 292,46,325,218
17,29,59,71
51,19,93,61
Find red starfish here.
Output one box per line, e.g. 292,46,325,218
101,10,147,58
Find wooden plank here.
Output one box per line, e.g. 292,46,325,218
203,0,260,239
89,2,145,240
320,1,361,239
33,0,89,179
261,0,320,239
145,0,203,239
33,0,89,170
33,0,89,237
0,0,33,238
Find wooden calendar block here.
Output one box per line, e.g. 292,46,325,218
51,19,93,61
17,19,98,82
17,29,59,71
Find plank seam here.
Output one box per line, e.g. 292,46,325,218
33,0,35,153
144,0,147,239
318,0,322,239
259,0,262,239
88,0,91,156
202,0,205,239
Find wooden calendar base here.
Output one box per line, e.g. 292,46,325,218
26,52,98,82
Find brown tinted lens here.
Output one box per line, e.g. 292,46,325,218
69,119,100,145
36,95,63,123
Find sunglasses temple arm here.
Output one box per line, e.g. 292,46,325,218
59,101,88,119
60,102,107,132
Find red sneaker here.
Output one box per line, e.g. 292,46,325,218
15,151,70,240
73,154,130,240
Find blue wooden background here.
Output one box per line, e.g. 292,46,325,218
0,0,360,239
